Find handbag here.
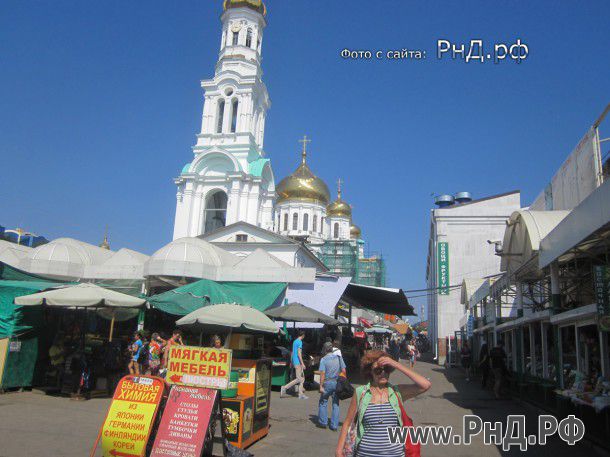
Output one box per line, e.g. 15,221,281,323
393,388,421,457
341,389,367,457
336,375,355,400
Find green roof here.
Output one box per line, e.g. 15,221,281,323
248,158,270,177
181,162,191,174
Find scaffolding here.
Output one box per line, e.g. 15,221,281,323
318,240,386,287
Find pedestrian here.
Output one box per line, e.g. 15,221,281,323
489,341,507,399
128,332,143,375
148,333,165,376
162,329,184,370
281,330,307,399
407,340,417,368
317,342,346,430
211,334,223,349
336,350,431,457
478,342,490,389
460,341,472,381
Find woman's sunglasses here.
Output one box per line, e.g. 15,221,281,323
373,366,394,375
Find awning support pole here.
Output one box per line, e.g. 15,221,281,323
109,309,116,342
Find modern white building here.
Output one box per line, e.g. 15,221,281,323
426,190,521,364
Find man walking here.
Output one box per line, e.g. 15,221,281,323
490,341,507,399
281,330,307,399
317,342,346,430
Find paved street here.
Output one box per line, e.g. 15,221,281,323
0,358,608,456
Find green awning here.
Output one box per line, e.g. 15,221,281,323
147,279,287,316
0,280,65,338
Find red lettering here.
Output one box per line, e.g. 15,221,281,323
170,347,182,359
189,363,197,374
208,365,217,376
183,349,191,359
218,353,228,363
169,361,181,372
208,352,218,363
218,368,227,377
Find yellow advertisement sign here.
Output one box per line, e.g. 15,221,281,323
167,345,232,389
93,376,165,457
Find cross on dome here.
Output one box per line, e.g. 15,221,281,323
299,135,311,164
337,178,343,199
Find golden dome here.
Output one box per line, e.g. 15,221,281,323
350,224,362,239
223,0,266,16
276,136,331,205
327,179,352,218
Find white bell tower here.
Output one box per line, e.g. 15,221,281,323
173,0,275,240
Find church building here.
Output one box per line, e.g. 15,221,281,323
171,0,384,285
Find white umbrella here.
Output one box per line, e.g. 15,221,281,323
15,283,146,342
14,283,146,308
364,326,394,335
177,303,279,334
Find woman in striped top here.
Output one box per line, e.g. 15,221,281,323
335,350,432,457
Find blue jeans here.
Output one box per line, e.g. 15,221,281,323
318,379,340,429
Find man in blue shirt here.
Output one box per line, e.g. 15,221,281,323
317,342,346,430
281,330,307,399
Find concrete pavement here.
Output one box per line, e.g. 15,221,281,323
0,358,607,456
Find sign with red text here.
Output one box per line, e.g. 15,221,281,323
150,386,218,457
166,345,232,389
92,376,165,457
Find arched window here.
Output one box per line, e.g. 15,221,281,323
312,215,317,233
246,28,253,48
333,222,339,239
303,214,309,232
216,100,225,133
203,191,228,234
232,31,238,46
321,217,325,233
230,99,238,133
292,213,298,231
283,213,288,231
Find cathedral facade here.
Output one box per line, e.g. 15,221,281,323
172,1,382,283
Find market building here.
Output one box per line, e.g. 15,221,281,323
456,105,610,446
426,190,521,364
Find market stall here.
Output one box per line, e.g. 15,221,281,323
14,283,146,397
265,302,340,387
176,303,278,450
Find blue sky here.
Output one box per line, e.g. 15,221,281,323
1,0,609,314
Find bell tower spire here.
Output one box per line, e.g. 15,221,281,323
172,1,275,240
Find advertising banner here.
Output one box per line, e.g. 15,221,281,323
93,375,165,457
594,266,610,331
150,386,218,457
437,242,450,295
166,345,232,389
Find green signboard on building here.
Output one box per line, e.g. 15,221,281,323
594,266,610,331
437,242,450,295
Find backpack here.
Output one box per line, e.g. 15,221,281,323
336,376,354,400
137,342,149,365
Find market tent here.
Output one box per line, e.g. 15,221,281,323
147,279,286,316
14,283,146,308
0,279,67,389
177,304,279,334
265,302,340,325
342,283,414,316
0,280,64,338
